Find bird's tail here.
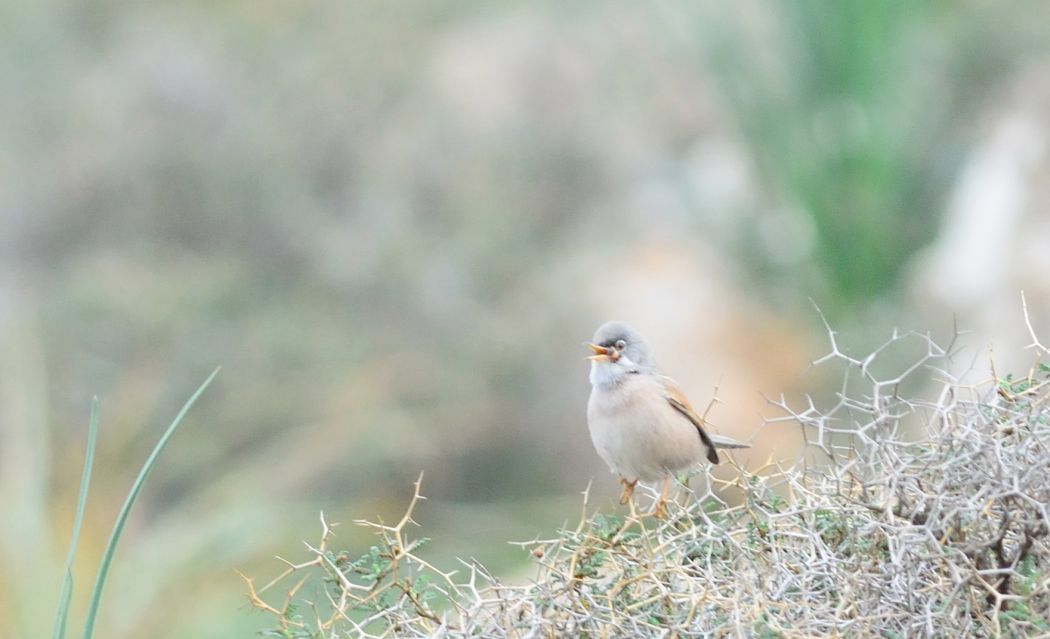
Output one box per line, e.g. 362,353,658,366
708,433,751,450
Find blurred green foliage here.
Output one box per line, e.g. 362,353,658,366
689,0,1048,310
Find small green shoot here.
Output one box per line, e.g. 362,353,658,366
47,367,221,639
51,397,100,639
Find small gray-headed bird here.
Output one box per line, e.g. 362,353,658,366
586,320,743,516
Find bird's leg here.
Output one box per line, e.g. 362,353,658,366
652,476,671,519
618,477,637,505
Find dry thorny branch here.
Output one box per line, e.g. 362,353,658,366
247,307,1050,638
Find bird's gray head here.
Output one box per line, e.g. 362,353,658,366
585,321,656,387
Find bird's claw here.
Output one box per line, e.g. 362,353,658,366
618,478,637,505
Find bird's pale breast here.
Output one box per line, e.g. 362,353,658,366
587,374,710,482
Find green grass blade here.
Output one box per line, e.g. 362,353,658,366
80,367,221,639
51,397,100,639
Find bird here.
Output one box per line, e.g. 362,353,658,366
585,320,741,517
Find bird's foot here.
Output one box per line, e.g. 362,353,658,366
618,478,637,505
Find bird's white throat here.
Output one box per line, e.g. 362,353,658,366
589,357,637,388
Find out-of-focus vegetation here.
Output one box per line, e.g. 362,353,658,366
688,0,1049,309
2,1,1050,637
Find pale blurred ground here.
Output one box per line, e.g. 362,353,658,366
2,1,1050,637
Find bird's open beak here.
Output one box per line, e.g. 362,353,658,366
585,342,616,361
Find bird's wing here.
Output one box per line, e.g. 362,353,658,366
660,376,720,465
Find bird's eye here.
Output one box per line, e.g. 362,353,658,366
615,339,627,351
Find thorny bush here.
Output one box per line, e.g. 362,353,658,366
246,315,1050,638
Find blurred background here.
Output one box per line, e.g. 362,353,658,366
3,1,1050,636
